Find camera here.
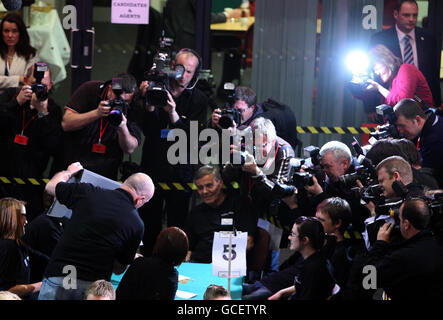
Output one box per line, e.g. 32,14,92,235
31,62,48,101
340,138,377,188
370,104,401,140
271,146,324,199
365,198,403,247
107,77,129,127
218,83,242,129
339,155,377,188
219,108,242,129
230,126,254,165
359,183,385,206
144,36,184,107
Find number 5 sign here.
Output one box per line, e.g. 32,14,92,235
212,231,247,277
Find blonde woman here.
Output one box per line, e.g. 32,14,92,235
0,198,41,298
366,44,433,109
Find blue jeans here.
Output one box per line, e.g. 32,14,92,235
242,281,273,300
38,276,94,300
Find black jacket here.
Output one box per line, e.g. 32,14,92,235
419,110,443,187
366,230,443,300
0,87,62,178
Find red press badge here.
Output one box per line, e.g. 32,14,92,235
92,143,106,154
14,134,28,146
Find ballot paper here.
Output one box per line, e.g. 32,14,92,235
178,275,191,284
175,290,197,299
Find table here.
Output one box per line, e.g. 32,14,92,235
210,17,255,84
110,262,244,300
210,17,255,32
176,262,243,300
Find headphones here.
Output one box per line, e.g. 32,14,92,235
175,48,202,90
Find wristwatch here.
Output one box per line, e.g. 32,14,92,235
38,111,49,118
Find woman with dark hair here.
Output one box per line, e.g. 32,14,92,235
116,227,189,300
366,44,433,109
0,13,38,91
268,217,335,300
0,197,41,298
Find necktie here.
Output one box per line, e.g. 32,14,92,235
403,34,414,65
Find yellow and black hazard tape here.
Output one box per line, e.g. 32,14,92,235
0,176,241,191
296,126,376,134
0,176,50,186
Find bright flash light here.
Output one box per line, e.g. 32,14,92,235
345,50,370,76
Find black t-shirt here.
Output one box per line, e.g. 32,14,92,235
63,80,142,180
44,182,144,281
0,239,30,290
184,192,257,263
291,251,335,300
116,256,178,300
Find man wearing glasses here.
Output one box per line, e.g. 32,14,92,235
210,86,299,150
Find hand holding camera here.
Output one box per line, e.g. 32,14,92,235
16,84,32,106
97,100,111,118
212,108,222,129
240,151,261,175
377,222,395,243
304,175,323,196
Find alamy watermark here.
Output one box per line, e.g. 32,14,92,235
61,5,77,30
62,265,77,290
165,122,277,175
362,264,377,290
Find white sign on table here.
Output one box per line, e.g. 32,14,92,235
111,0,150,24
212,231,247,277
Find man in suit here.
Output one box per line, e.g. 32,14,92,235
370,0,441,109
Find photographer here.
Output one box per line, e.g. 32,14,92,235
365,138,439,189
376,156,423,201
61,73,141,180
365,198,443,300
305,141,370,232
393,98,443,186
222,117,296,272
211,86,263,131
0,62,62,220
365,44,434,109
135,48,209,256
210,85,299,150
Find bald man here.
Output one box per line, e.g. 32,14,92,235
39,162,154,300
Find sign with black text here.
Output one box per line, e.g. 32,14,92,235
111,0,149,24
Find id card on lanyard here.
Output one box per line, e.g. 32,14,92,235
92,119,108,154
14,108,37,146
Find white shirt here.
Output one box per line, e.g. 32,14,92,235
395,24,419,68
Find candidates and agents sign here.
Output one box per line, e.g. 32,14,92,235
111,0,149,24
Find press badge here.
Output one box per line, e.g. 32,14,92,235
160,129,171,139
221,218,233,226
92,143,106,154
14,134,28,146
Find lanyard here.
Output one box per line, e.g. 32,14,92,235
98,118,109,144
21,108,37,135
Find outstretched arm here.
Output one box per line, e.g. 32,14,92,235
45,162,83,196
